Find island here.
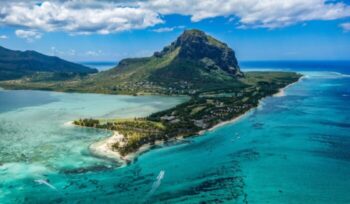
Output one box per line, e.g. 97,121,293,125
0,29,302,163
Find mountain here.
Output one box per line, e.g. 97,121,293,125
82,29,243,94
153,29,242,77
0,46,97,80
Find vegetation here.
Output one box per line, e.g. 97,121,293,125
74,72,302,156
0,29,303,156
0,46,97,80
74,118,166,156
0,29,242,95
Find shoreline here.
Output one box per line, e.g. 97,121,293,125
204,75,303,134
198,112,250,135
85,76,303,164
63,121,74,127
273,75,303,97
88,110,252,164
88,130,178,165
89,131,128,165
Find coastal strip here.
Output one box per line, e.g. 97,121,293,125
199,112,250,135
88,75,302,163
89,130,172,165
208,75,304,134
88,103,257,164
273,75,303,97
73,72,302,163
89,131,126,163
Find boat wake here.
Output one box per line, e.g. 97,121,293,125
145,170,165,199
34,179,57,190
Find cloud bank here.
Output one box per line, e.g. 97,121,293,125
340,22,350,32
15,30,42,41
152,26,185,33
0,1,163,35
144,0,350,28
0,0,349,35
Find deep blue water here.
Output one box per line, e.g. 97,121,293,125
0,61,350,203
80,61,117,71
241,60,350,74
0,90,58,113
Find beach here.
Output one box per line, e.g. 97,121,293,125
87,76,304,163
88,101,267,163
274,75,304,97
89,131,126,164
89,130,185,164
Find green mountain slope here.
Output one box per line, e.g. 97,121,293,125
0,46,97,80
102,29,242,82
76,29,244,94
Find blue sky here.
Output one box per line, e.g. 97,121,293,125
0,0,350,62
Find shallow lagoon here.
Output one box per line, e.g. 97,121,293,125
0,91,187,202
1,71,350,203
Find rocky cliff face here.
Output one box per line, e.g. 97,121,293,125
155,29,243,77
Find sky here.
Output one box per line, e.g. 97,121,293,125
0,0,350,62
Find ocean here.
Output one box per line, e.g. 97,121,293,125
0,61,349,203
81,62,117,71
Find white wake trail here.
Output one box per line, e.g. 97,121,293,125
34,179,57,190
148,170,165,196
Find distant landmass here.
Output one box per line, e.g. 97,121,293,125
0,46,97,80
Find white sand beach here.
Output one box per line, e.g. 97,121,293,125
89,131,127,164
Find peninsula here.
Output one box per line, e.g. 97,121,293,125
0,29,301,163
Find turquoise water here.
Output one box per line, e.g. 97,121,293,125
1,71,350,203
0,91,187,203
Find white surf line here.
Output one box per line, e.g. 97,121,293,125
302,71,350,79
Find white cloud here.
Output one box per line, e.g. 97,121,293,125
50,46,64,56
50,46,106,58
142,0,350,28
68,49,76,56
340,22,350,32
0,0,350,34
152,27,176,33
152,25,185,33
0,1,163,35
86,50,103,57
50,47,77,56
0,35,8,39
15,30,42,41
